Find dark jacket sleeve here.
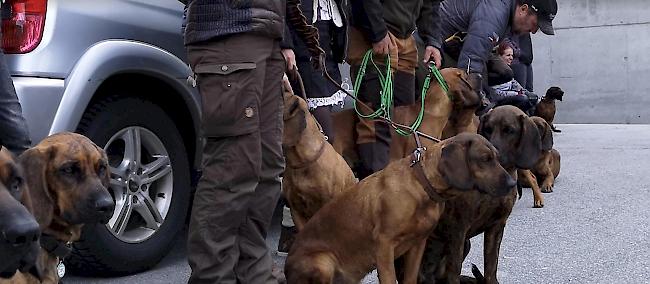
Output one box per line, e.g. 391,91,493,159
517,33,533,65
281,20,294,50
457,1,510,74
360,0,388,43
416,0,442,49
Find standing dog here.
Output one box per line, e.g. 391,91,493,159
419,106,543,284
534,86,564,133
285,134,515,284
1,133,115,284
282,80,357,230
519,117,561,197
0,148,40,279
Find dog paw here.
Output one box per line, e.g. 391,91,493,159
541,185,553,193
533,200,544,208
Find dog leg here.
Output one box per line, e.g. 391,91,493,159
442,231,467,284
290,210,307,232
402,238,427,284
540,167,555,193
483,222,506,284
376,238,397,284
521,170,544,208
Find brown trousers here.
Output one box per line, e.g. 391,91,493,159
347,28,418,176
186,33,285,284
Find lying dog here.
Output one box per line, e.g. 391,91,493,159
1,133,115,284
534,86,564,133
0,148,40,279
419,106,543,284
285,133,515,284
519,117,561,197
333,68,479,167
282,79,356,230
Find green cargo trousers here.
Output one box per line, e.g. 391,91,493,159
186,33,285,284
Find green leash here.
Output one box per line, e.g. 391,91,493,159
352,49,450,136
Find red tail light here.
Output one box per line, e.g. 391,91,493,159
2,0,47,54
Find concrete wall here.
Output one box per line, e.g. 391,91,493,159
532,0,650,123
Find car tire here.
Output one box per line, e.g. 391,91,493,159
66,95,191,276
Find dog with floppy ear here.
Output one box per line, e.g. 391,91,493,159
1,132,115,284
281,78,357,230
0,148,41,280
519,117,561,200
534,86,564,133
418,106,544,284
285,133,515,284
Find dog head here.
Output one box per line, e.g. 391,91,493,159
478,106,542,169
285,249,341,284
545,86,564,101
282,77,308,147
441,68,481,109
0,148,40,279
530,116,554,151
437,133,516,197
19,132,115,230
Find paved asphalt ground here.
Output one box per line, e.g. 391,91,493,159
66,124,650,283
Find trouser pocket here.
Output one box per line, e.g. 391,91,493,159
195,62,260,137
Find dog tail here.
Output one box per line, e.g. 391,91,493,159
471,263,485,283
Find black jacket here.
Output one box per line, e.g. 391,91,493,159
184,0,286,45
349,0,442,48
283,0,348,63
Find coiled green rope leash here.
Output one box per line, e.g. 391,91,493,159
352,49,450,136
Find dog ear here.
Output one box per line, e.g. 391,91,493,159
91,142,111,187
18,147,54,227
515,115,542,169
438,141,474,190
477,111,491,138
283,96,307,147
455,71,481,108
535,119,554,151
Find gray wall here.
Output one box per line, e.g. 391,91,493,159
532,0,650,123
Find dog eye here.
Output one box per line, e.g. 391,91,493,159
482,155,492,163
10,177,23,194
97,164,107,175
502,126,514,134
60,164,80,175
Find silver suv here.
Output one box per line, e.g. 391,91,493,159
5,0,199,275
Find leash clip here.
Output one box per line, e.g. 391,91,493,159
410,147,425,167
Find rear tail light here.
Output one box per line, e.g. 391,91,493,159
2,0,47,54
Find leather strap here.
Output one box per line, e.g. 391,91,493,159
40,234,72,259
286,141,327,170
411,151,445,202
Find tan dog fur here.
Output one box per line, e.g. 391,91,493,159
285,133,515,284
1,133,114,284
282,79,357,230
519,117,561,199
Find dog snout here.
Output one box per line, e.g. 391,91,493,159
94,192,115,224
1,217,40,247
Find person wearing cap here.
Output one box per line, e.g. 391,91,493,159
424,0,557,113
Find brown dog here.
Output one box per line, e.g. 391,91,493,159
332,68,479,166
534,86,564,133
1,133,115,284
518,117,558,207
282,79,357,230
419,106,544,284
285,133,515,284
0,148,40,279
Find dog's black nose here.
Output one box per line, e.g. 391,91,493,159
95,194,116,224
2,218,40,246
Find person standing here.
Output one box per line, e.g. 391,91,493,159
510,32,535,91
182,0,288,283
0,1,32,155
348,0,442,178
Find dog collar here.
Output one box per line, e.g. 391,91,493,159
286,139,327,170
410,149,446,202
40,234,72,259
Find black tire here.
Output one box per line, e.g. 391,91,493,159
66,95,191,276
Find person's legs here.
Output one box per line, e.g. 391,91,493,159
235,41,284,284
525,63,534,91
0,51,31,155
186,34,274,284
510,61,528,90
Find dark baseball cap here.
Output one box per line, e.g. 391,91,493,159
522,0,558,35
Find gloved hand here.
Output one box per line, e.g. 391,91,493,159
524,90,539,105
